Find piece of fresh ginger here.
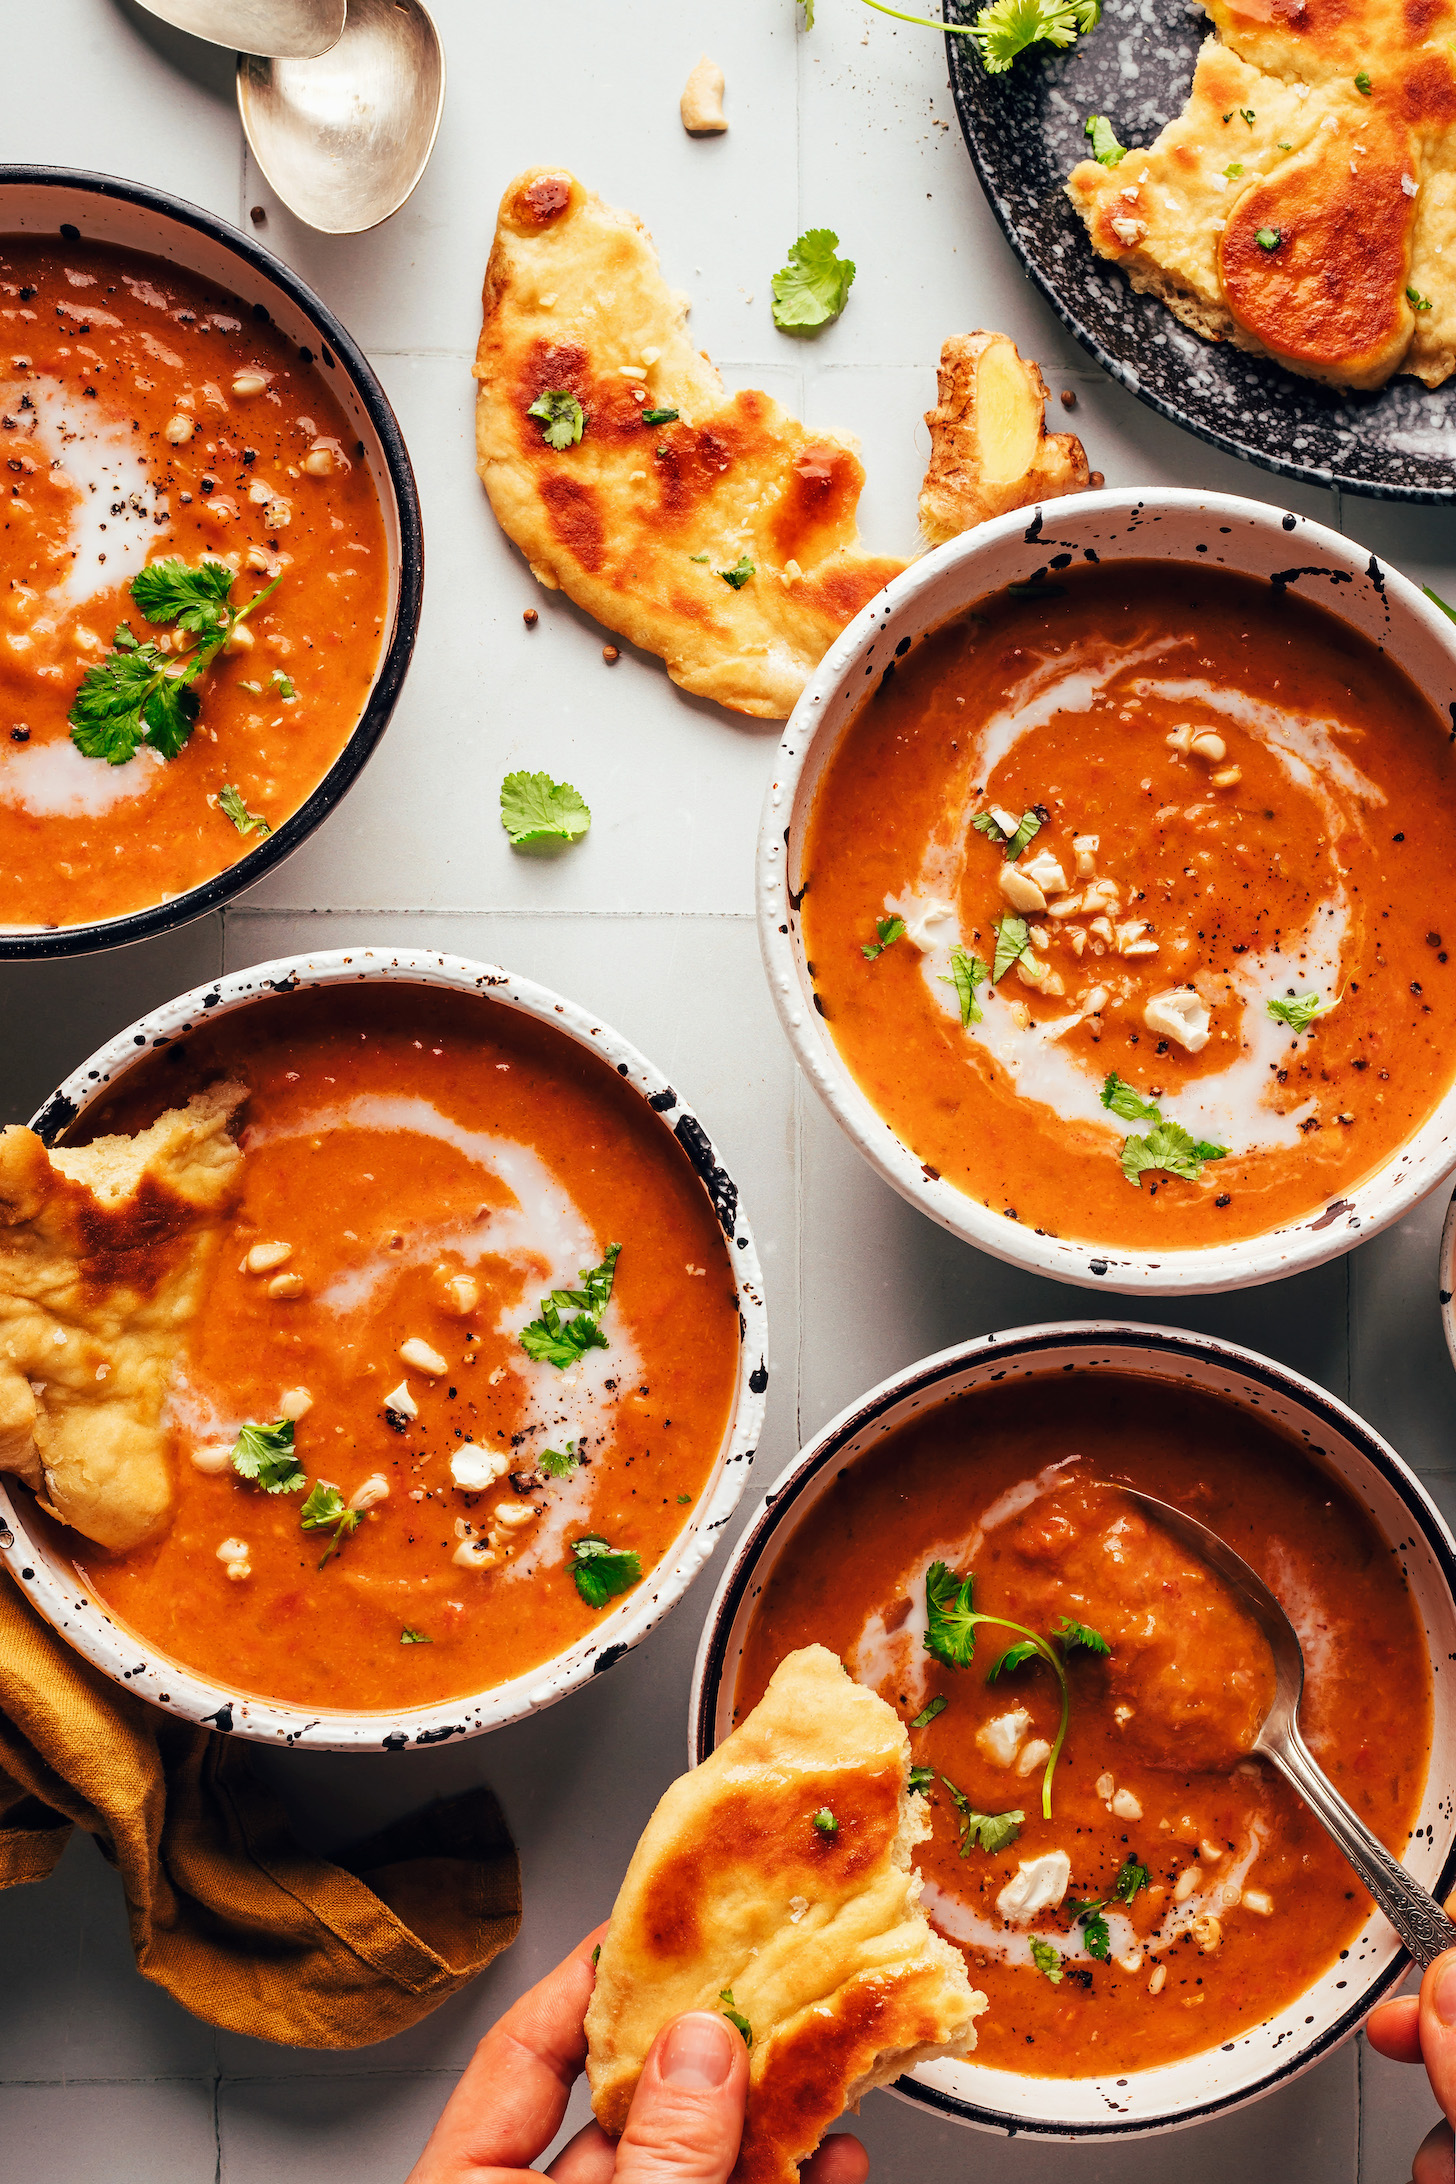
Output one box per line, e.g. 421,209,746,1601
918,334,1092,543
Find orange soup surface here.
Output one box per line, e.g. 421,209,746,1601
0,236,388,930
737,1374,1431,2076
68,984,742,1711
801,563,1456,1247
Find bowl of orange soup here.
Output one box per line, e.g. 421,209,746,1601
690,1324,1456,2139
759,489,1456,1293
0,168,422,956
0,950,766,1748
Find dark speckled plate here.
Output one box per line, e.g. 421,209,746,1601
944,0,1456,500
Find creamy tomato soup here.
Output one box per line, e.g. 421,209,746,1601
736,1376,1431,2077
0,236,387,931
64,984,742,1711
800,564,1456,1248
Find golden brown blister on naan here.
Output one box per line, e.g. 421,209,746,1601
0,1083,245,1552
474,169,906,720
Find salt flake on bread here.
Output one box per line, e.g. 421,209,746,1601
585,1643,986,2183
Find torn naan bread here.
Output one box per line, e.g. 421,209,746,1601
475,168,907,720
585,1644,985,2184
0,1083,245,1552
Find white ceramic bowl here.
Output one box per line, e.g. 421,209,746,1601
0,948,768,1751
757,487,1456,1296
690,1322,1456,2143
0,167,423,959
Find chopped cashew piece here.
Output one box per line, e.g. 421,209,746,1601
231,370,268,397
1116,920,1158,957
191,1442,233,1475
1174,1866,1201,1903
1015,1736,1053,1777
1116,1948,1145,1974
1200,1837,1224,1863
989,805,1020,838
680,54,727,133
1081,879,1121,914
1095,1771,1116,1800
384,1379,417,1421
267,1272,306,1300
216,1536,250,1579
1143,986,1211,1054
165,413,193,445
348,1473,390,1512
450,1443,511,1491
1243,1888,1274,1915
1016,954,1064,995
400,1337,449,1377
1148,1964,1168,1995
244,1240,292,1273
1191,1914,1222,1953
1211,766,1243,788
1073,834,1099,877
440,1271,481,1317
1113,1703,1134,1725
1021,850,1068,895
1189,731,1227,763
493,1499,538,1529
452,1537,499,1570
999,863,1047,914
1047,892,1084,918
996,1851,1072,1923
279,1386,313,1421
1165,723,1196,754
919,333,1091,541
1111,1787,1143,1821
977,1707,1032,1767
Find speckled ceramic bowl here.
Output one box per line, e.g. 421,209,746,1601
758,486,1456,1297
0,947,768,1751
690,1322,1456,2141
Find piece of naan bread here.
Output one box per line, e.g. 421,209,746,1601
585,1644,985,2183
0,1083,245,1552
474,168,910,720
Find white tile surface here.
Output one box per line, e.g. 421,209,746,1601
4,2,1456,2178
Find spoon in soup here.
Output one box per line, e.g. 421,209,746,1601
1122,1488,1456,1968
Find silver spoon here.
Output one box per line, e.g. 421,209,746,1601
1122,1487,1456,1968
237,0,445,236
134,0,346,58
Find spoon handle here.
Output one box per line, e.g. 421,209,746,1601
1266,1725,1456,1970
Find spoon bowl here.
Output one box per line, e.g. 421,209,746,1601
1122,1487,1456,1969
134,0,345,56
237,0,444,236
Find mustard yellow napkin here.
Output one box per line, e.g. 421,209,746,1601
0,1572,521,2045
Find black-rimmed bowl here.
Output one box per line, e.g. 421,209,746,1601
0,167,422,960
690,1323,1456,2140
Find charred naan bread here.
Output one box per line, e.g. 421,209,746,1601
1067,3,1456,390
0,1083,245,1552
585,1645,985,2183
475,168,909,720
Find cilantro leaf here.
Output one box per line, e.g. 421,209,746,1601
992,915,1030,983
500,769,592,849
1266,990,1335,1032
972,811,1010,846
270,669,297,700
1355,68,1371,91
1085,113,1127,166
218,783,271,838
813,1806,839,1835
909,1765,936,1795
938,1775,1024,1856
987,1637,1043,1680
1069,1897,1111,1961
864,913,906,961
925,1560,978,1669
801,0,814,21
541,1444,579,1478
300,1478,361,1566
1055,1615,1111,1658
1255,226,1281,251
1408,287,1434,312
1224,162,1244,179
1004,809,1044,861
968,0,1101,74
719,554,756,589
1100,1072,1162,1124
1120,1119,1227,1187
69,643,180,764
1240,106,1257,124
771,228,856,332
571,1534,642,1609
942,944,989,1027
910,1694,948,1729
527,390,585,449
641,407,679,425
1114,1857,1150,1904
401,1627,433,1644
231,1418,305,1494
719,1989,754,2047
1030,1936,1064,1983
131,555,235,637
519,1245,621,1367
573,1242,621,1315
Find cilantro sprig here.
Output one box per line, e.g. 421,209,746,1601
527,390,585,449
864,913,906,961
973,806,1043,860
855,0,1100,70
219,783,271,839
1266,990,1336,1033
924,1562,1110,1819
1101,1072,1228,1186
1114,1856,1149,1904
571,1534,642,1609
300,1480,361,1567
541,1444,579,1478
1069,1897,1111,1961
940,1776,1024,1856
992,915,1031,983
231,1418,305,1495
771,229,856,332
69,557,281,766
719,554,757,589
500,769,592,849
942,944,989,1026
519,1245,621,1368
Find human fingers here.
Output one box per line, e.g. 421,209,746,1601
1420,1952,1456,2131
546,2118,619,2183
1366,1994,1423,2065
612,2012,750,2184
1412,2118,1455,2184
801,2133,870,2184
407,1926,607,2184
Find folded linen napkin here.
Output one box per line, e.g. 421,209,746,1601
0,1571,521,2046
